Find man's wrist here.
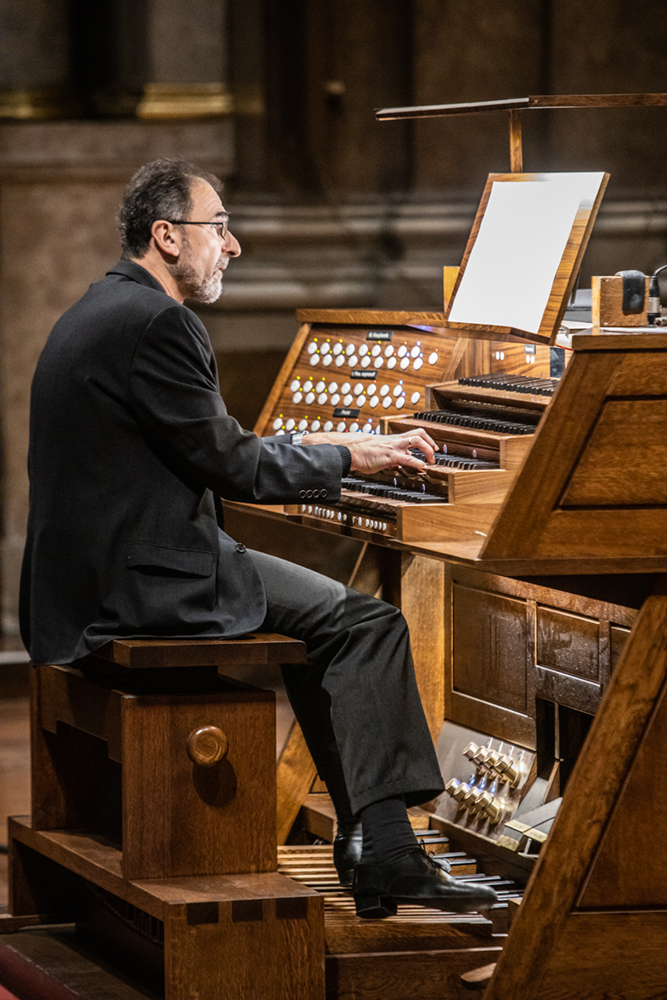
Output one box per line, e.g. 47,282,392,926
291,430,308,446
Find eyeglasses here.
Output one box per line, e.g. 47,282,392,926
168,218,229,240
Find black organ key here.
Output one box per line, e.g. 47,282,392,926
458,374,558,396
412,408,536,435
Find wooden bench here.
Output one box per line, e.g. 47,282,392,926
10,633,325,1000
30,634,307,880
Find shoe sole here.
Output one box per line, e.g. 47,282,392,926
355,893,494,919
354,894,398,919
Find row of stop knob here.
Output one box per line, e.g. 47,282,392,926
462,741,524,787
444,779,507,822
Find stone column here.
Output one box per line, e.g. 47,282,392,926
89,0,232,119
0,0,79,118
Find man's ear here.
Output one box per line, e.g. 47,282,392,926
151,220,180,260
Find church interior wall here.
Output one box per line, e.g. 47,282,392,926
1,0,666,636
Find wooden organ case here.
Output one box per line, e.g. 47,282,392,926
230,160,667,999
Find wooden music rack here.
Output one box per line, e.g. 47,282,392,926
375,93,667,173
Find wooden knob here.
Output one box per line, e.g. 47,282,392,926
187,726,229,767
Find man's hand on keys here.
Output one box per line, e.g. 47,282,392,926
302,428,437,475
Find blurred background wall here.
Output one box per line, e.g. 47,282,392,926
1,0,666,638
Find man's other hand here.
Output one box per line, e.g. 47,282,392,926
303,429,437,475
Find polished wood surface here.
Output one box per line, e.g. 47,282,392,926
508,110,522,173
31,664,278,880
481,333,667,571
592,274,650,327
95,633,306,669
276,720,318,846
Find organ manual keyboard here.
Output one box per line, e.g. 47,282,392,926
286,373,555,541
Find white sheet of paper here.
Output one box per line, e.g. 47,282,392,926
448,179,587,334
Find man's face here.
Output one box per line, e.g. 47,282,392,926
172,178,241,304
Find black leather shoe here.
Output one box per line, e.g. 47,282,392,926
352,847,498,919
333,821,364,889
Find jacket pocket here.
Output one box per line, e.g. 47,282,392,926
126,542,214,577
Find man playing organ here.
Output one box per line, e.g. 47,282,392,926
20,158,497,919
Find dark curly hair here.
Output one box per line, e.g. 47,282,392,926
118,158,222,259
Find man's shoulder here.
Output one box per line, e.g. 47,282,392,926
67,261,200,330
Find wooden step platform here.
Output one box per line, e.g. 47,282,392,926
8,817,324,1000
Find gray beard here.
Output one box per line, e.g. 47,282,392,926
185,271,223,304
172,243,224,304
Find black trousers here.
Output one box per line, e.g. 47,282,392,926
248,548,444,815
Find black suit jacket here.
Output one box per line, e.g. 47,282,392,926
20,261,344,664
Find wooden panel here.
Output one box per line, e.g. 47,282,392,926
164,894,324,1000
480,338,667,569
534,669,602,715
451,584,529,715
328,947,502,1000
518,508,667,561
536,607,599,682
561,399,667,506
399,502,501,543
391,553,445,741
254,323,313,436
607,349,667,394
121,689,277,879
483,583,667,1000
9,838,80,922
591,274,649,327
9,817,315,918
577,681,667,908
276,720,318,845
37,665,122,758
31,668,123,836
481,348,622,561
538,911,667,1000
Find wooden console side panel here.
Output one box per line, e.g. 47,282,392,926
254,322,312,436
536,911,667,1000
481,341,667,568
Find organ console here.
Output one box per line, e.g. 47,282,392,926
226,169,667,995
237,319,667,1000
